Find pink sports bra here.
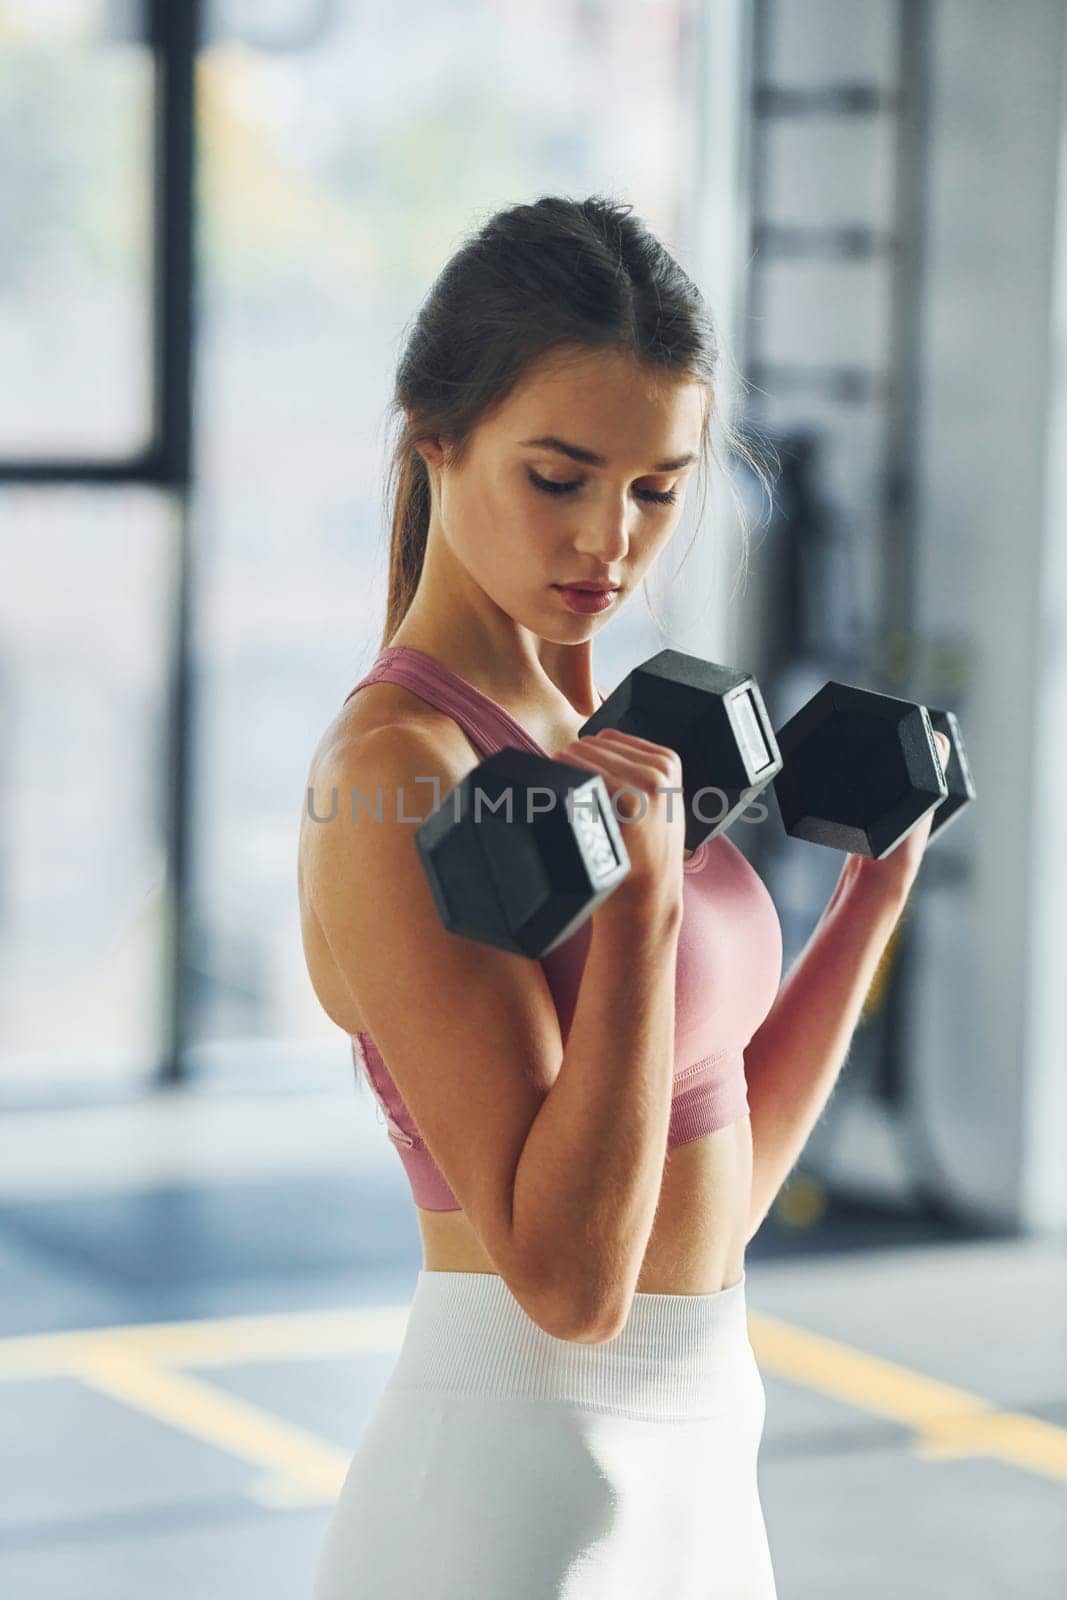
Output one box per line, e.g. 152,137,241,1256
342,644,783,1211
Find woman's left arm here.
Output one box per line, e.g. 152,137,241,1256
743,730,952,1243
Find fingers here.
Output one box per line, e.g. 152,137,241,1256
559,737,666,795
577,728,682,781
587,727,674,757
560,736,642,774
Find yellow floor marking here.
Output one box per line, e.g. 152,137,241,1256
0,1308,405,1508
0,1304,408,1378
749,1312,1067,1482
1,1302,1063,1494
73,1344,350,1505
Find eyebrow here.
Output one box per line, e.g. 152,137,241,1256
518,435,698,473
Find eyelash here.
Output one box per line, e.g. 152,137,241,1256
527,468,678,506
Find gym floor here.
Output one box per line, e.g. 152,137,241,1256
1,1086,1063,1599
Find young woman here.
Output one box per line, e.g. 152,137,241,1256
300,194,949,1599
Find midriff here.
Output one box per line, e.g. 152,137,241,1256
300,675,753,1299
417,1116,751,1295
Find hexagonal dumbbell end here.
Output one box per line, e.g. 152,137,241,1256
578,648,782,853
773,681,948,859
925,707,977,839
415,746,631,959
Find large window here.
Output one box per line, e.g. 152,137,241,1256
0,489,173,1092
1,0,716,1095
0,0,155,457
0,2,172,1098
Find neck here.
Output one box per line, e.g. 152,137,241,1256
389,614,601,723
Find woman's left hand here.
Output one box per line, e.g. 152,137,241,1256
846,729,953,905
824,729,952,914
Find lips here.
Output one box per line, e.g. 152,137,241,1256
554,583,619,593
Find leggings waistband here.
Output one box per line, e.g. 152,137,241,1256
385,1269,754,1422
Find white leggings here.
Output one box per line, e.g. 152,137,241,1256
312,1268,778,1600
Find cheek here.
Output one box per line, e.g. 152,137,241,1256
502,493,560,557
510,523,559,582
472,502,555,588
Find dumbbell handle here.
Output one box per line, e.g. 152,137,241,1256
416,747,633,958
417,646,784,956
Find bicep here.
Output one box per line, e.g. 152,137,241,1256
305,724,565,1292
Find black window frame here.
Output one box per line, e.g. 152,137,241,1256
0,1,201,1086
0,0,198,489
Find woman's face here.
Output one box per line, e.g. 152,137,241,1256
416,346,706,640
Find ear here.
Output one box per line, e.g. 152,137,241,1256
406,408,445,470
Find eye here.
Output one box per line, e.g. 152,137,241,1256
527,468,677,506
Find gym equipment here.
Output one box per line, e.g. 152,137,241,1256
578,650,782,853
416,649,782,958
924,706,977,839
772,680,975,859
416,748,630,958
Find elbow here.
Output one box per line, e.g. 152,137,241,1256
544,1304,626,1346
502,1218,633,1345
553,1296,627,1344
550,1285,633,1346
573,1314,627,1346
507,1269,628,1346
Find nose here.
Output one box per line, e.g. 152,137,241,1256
571,502,632,565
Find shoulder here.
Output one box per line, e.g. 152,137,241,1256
309,678,476,786
300,686,484,944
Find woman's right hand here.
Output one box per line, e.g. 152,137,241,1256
557,728,687,922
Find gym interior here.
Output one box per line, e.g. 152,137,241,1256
1,2,1064,1594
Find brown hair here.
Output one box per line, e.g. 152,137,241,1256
377,193,773,650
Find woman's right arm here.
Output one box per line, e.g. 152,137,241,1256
302,718,684,1345
509,883,682,1342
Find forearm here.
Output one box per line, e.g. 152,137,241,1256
744,859,908,1241
511,891,681,1341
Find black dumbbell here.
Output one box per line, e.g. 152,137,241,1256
772,681,976,859
416,747,631,958
578,650,782,853
416,649,782,958
924,706,977,839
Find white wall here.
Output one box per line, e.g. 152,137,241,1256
910,0,1066,1228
